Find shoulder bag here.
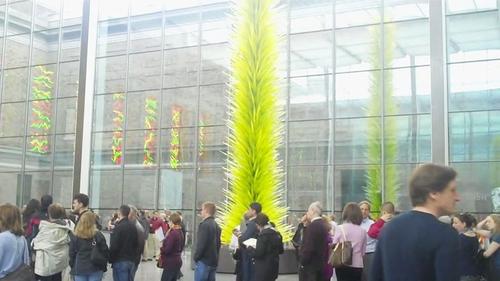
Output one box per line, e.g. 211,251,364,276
1,264,35,281
328,225,353,268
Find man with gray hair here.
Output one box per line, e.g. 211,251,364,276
299,201,328,281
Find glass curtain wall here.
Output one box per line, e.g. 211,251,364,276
446,0,500,213
0,0,82,208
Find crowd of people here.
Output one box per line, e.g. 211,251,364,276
0,163,499,281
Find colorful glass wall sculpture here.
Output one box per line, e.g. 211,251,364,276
144,97,158,166
170,107,182,169
30,66,54,154
111,93,125,164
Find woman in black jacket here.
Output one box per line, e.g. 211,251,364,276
248,213,284,281
69,212,109,281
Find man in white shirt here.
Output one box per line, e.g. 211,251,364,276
358,201,376,281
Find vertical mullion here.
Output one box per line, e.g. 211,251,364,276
19,0,37,206
120,2,132,206
155,1,167,211
380,0,386,203
284,0,291,209
49,0,64,197
330,0,336,213
429,0,448,165
191,6,202,254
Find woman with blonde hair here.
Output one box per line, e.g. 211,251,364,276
69,211,109,281
0,203,30,278
477,214,500,280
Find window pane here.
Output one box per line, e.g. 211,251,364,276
160,128,196,169
384,114,431,164
335,117,380,164
336,71,381,118
0,173,19,204
7,1,33,36
92,132,121,168
31,29,59,65
58,61,79,97
164,14,199,49
289,75,332,120
95,55,127,94
451,162,499,214
197,126,227,167
290,0,333,33
334,165,380,208
25,135,53,170
98,0,129,21
290,31,332,77
131,0,162,16
54,134,74,169
0,6,5,37
448,60,500,112
384,0,428,22
30,64,57,100
128,51,162,91
63,0,83,26
5,34,31,68
159,169,195,210
201,8,229,44
96,19,128,57
61,25,81,62
23,171,51,205
289,120,331,165
34,0,61,31
384,163,418,211
161,87,198,127
0,137,23,172
28,100,55,135
126,91,160,130
288,165,332,210
201,43,229,85
446,0,497,15
93,94,124,132
163,47,199,88
0,102,26,137
52,170,73,208
199,84,227,126
123,169,157,207
447,11,500,63
449,111,500,162
124,130,159,167
3,67,29,102
90,169,123,209
385,19,430,68
55,98,76,133
336,25,379,73
130,13,162,53
336,0,381,28
196,167,225,206
385,67,430,115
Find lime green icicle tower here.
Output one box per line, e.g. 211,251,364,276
219,0,291,244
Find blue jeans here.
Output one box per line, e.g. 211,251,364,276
194,261,216,281
74,271,104,281
112,261,135,281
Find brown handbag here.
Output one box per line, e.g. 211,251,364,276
328,225,353,268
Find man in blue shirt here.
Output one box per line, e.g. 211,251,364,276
370,164,461,281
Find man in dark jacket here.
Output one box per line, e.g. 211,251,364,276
239,202,261,281
248,213,284,281
299,201,328,281
110,205,139,281
194,202,221,281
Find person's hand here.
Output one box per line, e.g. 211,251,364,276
381,213,393,222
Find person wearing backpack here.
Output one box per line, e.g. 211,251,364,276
69,211,109,281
